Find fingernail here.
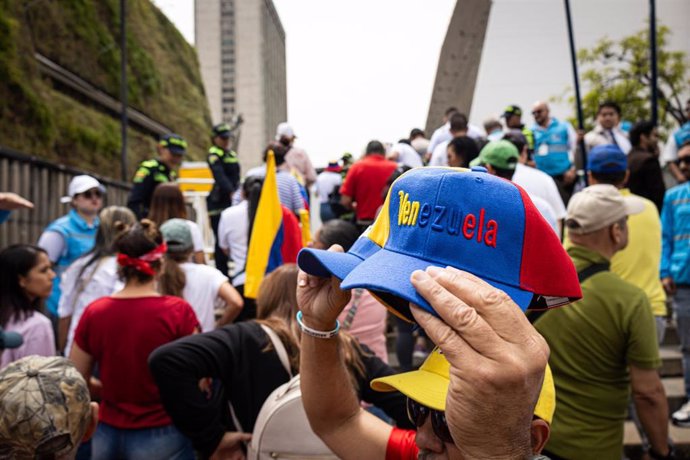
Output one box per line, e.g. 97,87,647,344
411,270,430,282
426,266,443,277
298,278,307,287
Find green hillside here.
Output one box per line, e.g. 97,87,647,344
0,0,211,178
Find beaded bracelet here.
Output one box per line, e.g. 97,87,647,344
296,311,340,339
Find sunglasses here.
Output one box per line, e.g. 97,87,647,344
675,157,690,166
531,110,544,116
80,189,103,199
406,398,453,443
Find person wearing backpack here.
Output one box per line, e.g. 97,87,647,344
149,264,412,459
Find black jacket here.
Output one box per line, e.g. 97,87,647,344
149,321,411,458
207,146,241,214
126,158,176,219
627,147,665,213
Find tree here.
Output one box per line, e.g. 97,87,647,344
558,25,689,133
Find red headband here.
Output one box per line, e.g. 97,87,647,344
116,242,167,276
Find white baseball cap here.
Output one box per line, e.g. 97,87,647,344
275,122,296,140
60,175,105,203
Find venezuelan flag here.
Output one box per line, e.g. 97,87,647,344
244,151,284,299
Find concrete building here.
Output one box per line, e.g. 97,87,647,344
195,0,287,172
425,0,491,135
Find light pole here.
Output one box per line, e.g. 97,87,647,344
650,0,659,126
564,0,588,185
120,0,128,181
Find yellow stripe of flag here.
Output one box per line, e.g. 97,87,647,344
244,151,283,299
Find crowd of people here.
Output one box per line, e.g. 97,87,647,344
0,96,689,460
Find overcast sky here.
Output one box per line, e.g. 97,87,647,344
153,0,454,166
153,0,690,167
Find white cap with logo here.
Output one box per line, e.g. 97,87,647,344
566,184,645,235
60,175,105,204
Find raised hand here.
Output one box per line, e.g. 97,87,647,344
296,245,351,330
410,266,549,460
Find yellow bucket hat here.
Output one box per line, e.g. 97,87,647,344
371,347,555,424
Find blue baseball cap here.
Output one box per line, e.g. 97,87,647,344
298,167,582,322
587,144,627,173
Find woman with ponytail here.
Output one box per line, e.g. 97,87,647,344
217,175,303,321
57,206,136,356
69,219,199,459
160,218,244,330
217,176,263,320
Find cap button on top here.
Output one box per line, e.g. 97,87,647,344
26,369,39,377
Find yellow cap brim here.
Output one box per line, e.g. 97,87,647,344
371,368,449,412
371,353,556,424
534,363,555,425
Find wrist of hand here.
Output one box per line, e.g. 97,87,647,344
649,443,674,460
298,312,338,332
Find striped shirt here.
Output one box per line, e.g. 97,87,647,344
236,166,305,214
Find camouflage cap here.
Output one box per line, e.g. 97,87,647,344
0,356,92,459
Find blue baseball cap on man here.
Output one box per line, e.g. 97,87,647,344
587,144,627,173
298,167,582,322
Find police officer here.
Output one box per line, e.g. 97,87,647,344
207,123,240,276
502,105,535,159
127,133,187,219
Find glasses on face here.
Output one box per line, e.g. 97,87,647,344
532,109,544,116
406,398,453,443
675,157,690,166
81,189,103,200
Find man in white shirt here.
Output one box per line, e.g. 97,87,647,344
427,107,485,161
388,140,423,168
409,128,429,157
584,101,631,154
429,113,471,167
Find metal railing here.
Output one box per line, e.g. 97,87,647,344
35,53,173,137
0,146,132,247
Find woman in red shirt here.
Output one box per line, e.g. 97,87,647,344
70,219,199,459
